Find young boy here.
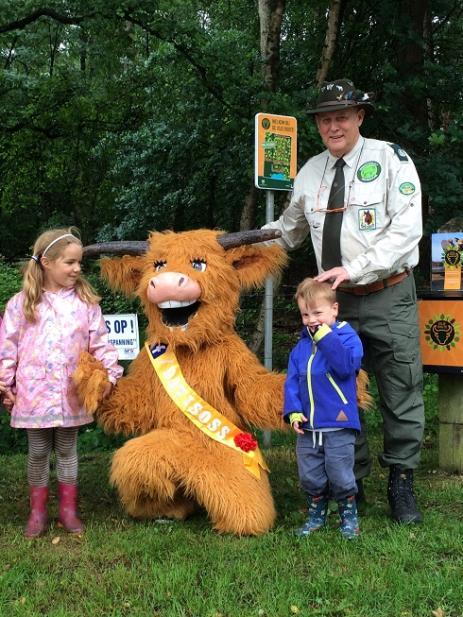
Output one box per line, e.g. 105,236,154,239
284,278,363,539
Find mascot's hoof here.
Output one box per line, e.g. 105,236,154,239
357,369,373,411
73,352,110,414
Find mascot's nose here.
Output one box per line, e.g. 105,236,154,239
147,271,201,305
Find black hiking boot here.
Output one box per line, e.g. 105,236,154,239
387,466,423,524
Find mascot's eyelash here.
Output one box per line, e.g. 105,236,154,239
191,258,207,272
154,260,167,271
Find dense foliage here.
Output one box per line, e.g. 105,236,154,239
0,0,462,263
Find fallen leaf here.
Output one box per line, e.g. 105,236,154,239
432,609,445,617
51,536,61,545
19,597,26,605
290,606,300,615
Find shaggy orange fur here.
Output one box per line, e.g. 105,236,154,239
72,352,109,414
75,230,288,535
74,229,371,535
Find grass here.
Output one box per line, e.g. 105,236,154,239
0,421,463,617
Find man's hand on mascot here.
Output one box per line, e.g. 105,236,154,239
289,412,307,435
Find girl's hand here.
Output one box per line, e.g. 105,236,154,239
102,382,113,400
2,388,15,413
0,381,6,394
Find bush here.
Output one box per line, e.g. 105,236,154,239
0,259,22,312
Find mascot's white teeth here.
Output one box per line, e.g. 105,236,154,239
157,299,196,309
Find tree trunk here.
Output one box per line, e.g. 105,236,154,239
79,27,88,73
240,0,286,232
423,2,434,131
396,0,429,129
258,0,286,92
239,181,258,231
315,0,343,86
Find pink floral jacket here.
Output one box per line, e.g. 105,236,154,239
0,289,123,429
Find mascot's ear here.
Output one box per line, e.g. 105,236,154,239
99,256,144,295
224,244,287,290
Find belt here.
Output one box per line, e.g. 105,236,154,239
339,270,410,296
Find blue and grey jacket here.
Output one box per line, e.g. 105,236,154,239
283,321,363,431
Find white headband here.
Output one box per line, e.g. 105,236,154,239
33,233,79,261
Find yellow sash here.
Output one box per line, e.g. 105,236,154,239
145,343,269,479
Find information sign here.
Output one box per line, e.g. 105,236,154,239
255,113,297,190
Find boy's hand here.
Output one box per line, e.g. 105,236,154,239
289,412,307,435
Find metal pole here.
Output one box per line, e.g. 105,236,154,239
263,190,275,448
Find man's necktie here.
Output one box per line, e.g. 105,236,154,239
321,157,346,271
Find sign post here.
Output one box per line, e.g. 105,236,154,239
418,230,463,471
255,113,297,447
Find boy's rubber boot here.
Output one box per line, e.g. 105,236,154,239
24,486,49,538
58,482,84,533
338,495,360,539
295,495,328,537
387,466,423,524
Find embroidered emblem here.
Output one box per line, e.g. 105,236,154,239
388,143,408,161
358,208,376,231
336,411,348,422
399,182,415,195
357,161,381,182
149,343,168,359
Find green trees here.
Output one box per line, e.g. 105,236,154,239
0,1,462,259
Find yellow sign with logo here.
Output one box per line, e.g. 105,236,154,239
255,113,297,191
418,299,463,370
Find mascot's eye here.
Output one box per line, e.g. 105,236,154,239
154,260,167,271
191,259,207,272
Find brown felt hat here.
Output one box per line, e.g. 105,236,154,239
308,79,375,115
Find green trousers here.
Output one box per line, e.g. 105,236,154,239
338,274,424,476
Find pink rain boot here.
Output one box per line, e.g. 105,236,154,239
58,482,84,533
24,486,49,538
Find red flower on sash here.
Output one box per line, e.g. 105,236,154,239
234,432,258,452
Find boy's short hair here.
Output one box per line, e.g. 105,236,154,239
295,277,337,305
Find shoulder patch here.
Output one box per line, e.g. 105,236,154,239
388,143,408,162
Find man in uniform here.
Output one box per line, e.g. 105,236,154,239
265,79,424,523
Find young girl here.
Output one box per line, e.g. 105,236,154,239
0,228,123,538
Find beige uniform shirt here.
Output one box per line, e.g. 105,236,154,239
264,136,422,285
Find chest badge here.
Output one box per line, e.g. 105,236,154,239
358,208,376,231
357,161,381,182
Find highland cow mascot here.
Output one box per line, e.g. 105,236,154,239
74,229,290,535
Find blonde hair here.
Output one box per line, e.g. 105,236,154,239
294,277,337,306
23,226,100,322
